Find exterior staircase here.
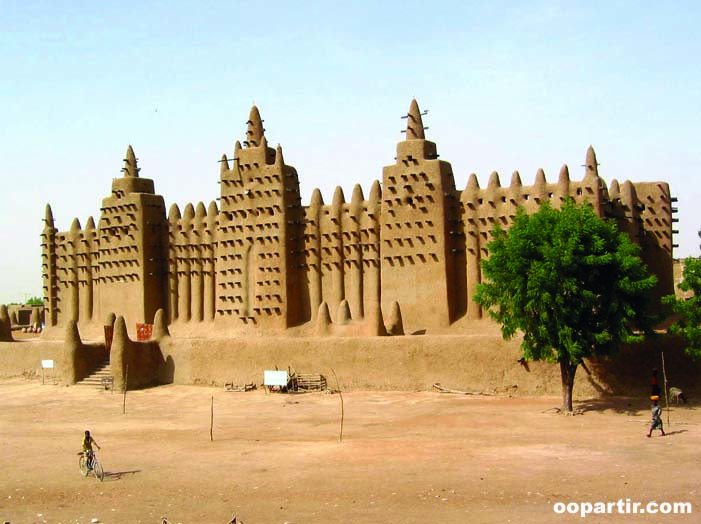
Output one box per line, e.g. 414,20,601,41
75,359,113,389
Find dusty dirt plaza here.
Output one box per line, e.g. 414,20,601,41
0,377,699,524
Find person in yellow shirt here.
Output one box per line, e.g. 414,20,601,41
82,430,101,469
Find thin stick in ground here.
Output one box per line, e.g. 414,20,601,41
122,364,128,415
662,352,670,426
330,368,344,442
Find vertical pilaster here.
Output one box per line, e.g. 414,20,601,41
307,189,323,320
347,184,364,319
464,174,482,320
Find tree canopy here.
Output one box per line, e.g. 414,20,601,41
663,255,701,359
474,198,657,412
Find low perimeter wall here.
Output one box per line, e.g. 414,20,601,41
0,340,64,379
159,333,701,398
2,332,699,398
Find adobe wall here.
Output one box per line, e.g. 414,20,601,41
0,340,63,378
157,329,701,398
157,332,558,394
108,315,168,390
586,336,701,395
42,216,100,327
41,99,676,338
3,330,700,401
62,320,109,384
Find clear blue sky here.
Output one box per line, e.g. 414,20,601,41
1,1,700,304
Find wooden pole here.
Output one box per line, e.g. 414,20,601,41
122,365,128,415
330,368,344,443
661,352,670,426
209,395,214,442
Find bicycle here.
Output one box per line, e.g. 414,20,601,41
78,449,104,481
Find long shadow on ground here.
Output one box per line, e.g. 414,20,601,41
574,396,648,415
101,469,141,482
575,396,699,417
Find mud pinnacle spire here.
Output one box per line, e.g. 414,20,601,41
123,145,139,177
585,145,599,177
275,144,284,167
406,99,425,140
246,106,265,147
220,153,230,175
44,203,54,228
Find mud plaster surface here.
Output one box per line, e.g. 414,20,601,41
1,380,699,524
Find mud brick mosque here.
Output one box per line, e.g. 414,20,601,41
40,100,676,338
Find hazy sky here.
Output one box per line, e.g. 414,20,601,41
1,1,700,304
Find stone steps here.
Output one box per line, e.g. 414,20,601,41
75,360,112,388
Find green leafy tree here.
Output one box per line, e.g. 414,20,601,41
663,255,701,359
26,296,43,306
474,199,657,413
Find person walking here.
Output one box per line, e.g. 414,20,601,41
651,368,661,398
647,396,665,438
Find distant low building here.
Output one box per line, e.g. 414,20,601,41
7,304,44,328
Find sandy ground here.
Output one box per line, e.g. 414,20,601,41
0,379,699,524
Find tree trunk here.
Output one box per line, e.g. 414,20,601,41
559,360,578,413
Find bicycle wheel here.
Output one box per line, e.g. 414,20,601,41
93,460,104,482
79,455,89,477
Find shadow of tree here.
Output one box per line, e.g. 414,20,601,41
585,374,611,396
574,397,648,416
574,395,701,419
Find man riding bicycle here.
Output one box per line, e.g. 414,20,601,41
82,430,101,469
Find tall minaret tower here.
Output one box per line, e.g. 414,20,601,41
97,146,168,328
380,99,459,330
217,106,305,329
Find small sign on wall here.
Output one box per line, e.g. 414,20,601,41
136,323,153,341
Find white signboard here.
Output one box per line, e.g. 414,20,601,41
264,370,288,386
41,359,56,385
